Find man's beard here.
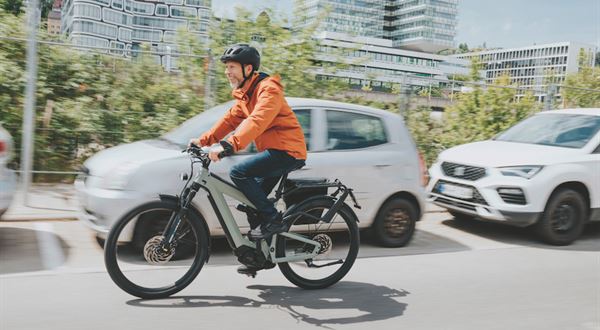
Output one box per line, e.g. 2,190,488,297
228,78,240,89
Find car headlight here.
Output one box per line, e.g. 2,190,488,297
102,162,140,190
498,166,543,179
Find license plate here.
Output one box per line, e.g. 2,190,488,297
439,183,473,199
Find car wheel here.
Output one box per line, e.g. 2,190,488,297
373,198,417,247
535,188,586,246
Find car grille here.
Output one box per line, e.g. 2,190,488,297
434,197,477,212
441,162,486,181
432,179,488,205
497,188,527,205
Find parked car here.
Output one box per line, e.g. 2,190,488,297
0,123,17,219
428,108,600,245
75,98,427,248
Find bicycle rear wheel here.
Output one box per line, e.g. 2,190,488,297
276,197,359,289
104,200,209,299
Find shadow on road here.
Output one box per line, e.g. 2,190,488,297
0,227,70,274
442,216,600,251
205,229,472,266
126,281,409,328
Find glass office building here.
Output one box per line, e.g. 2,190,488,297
61,0,210,64
297,0,458,53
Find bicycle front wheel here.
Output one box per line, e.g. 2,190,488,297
104,200,209,299
276,197,360,289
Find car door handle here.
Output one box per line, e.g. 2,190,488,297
374,164,391,168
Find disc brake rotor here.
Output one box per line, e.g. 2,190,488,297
312,233,333,256
143,235,175,265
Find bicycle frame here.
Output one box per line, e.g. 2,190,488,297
168,154,322,264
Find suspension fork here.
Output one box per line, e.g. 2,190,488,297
163,182,201,246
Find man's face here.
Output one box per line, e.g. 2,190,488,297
224,61,252,89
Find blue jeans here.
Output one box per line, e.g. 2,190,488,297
230,149,305,223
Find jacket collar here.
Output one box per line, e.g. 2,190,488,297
231,72,260,102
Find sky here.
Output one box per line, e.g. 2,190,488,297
212,0,600,49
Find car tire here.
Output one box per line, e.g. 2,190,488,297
534,188,586,246
372,197,417,247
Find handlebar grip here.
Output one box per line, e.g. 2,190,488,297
217,151,227,159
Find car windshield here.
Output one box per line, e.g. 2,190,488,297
494,113,600,148
162,102,233,146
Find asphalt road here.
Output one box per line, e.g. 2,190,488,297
1,213,599,330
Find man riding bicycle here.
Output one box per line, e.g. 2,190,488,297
190,43,307,241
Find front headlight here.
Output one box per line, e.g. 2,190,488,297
498,166,543,179
102,162,140,190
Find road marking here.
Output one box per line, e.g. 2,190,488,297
34,222,66,270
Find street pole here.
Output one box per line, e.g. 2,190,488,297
20,0,40,205
204,50,213,109
165,46,171,72
544,84,556,111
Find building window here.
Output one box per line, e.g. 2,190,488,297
184,0,205,7
155,4,168,16
118,27,132,42
170,5,196,18
74,3,101,20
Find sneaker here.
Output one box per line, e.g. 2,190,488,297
249,213,287,241
248,226,263,240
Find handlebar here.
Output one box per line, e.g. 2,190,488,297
182,143,228,162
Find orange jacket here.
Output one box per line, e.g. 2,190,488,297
199,72,307,160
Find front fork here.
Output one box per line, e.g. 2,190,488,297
162,182,201,247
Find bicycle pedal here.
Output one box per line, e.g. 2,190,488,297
237,270,257,278
237,266,258,278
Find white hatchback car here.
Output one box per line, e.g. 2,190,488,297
428,108,600,245
0,123,17,219
75,98,427,248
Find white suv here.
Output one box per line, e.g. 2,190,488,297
428,108,600,245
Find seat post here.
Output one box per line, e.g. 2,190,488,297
274,173,288,200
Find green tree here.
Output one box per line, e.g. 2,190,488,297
404,106,444,166
0,10,208,180
208,6,345,104
1,0,22,15
442,73,539,150
562,49,600,108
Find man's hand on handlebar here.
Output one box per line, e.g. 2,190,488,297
188,138,202,148
187,138,233,161
208,144,224,162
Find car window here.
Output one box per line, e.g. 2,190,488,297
294,109,311,150
326,110,387,150
495,114,600,149
162,102,232,146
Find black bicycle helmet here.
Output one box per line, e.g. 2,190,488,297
220,44,261,77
